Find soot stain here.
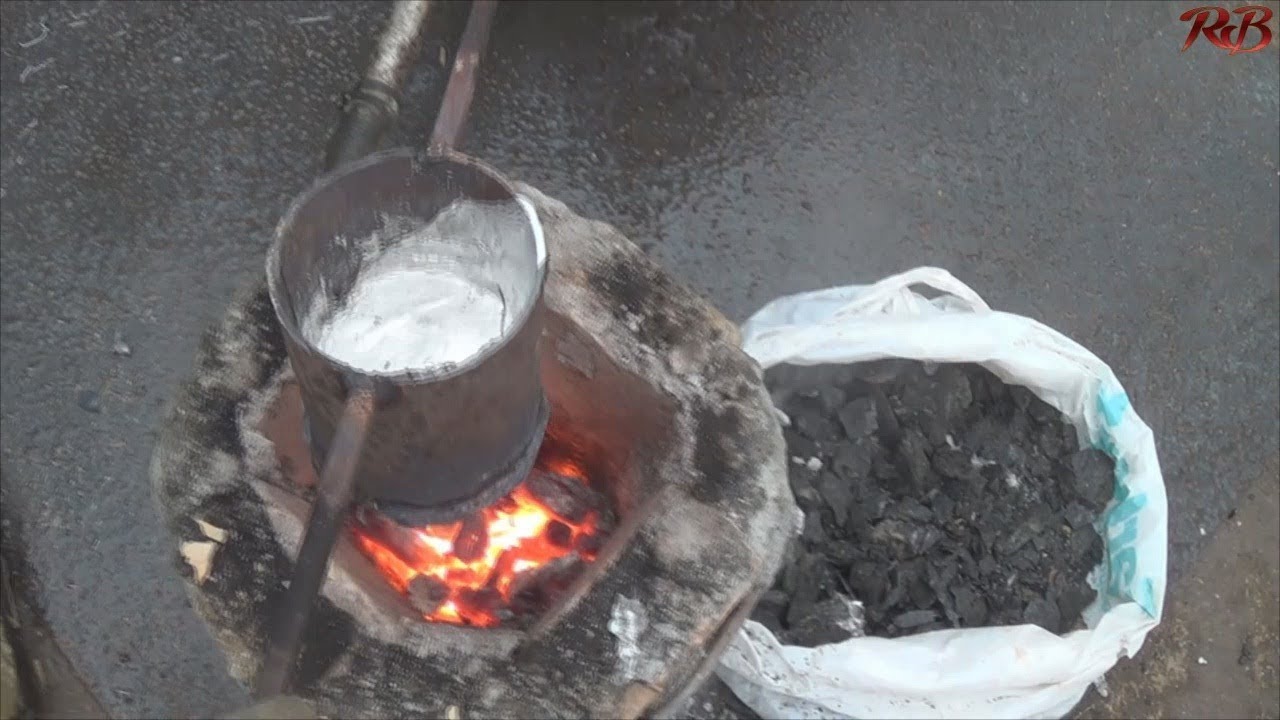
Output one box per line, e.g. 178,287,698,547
184,286,288,459
690,403,764,507
244,284,289,385
586,250,689,352
195,485,354,688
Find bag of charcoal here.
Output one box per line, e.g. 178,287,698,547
717,267,1166,719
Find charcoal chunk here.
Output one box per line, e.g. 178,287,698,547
526,470,602,524
783,427,819,459
817,472,856,521
892,609,938,630
896,429,933,493
794,407,841,442
891,497,934,524
932,366,973,421
770,360,1106,642
1023,597,1062,634
751,589,790,635
1062,502,1095,531
950,584,988,627
929,491,956,522
786,597,861,647
801,511,827,546
837,397,878,440
1055,585,1095,626
832,441,873,481
806,385,848,414
870,386,902,447
452,513,489,563
1069,448,1115,508
932,446,976,481
545,519,573,549
847,561,886,605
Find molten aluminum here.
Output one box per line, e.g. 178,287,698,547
348,457,605,627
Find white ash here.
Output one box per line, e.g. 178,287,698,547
608,595,649,681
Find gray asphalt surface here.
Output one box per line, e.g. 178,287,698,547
1,1,1277,717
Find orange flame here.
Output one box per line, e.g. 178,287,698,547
348,461,601,627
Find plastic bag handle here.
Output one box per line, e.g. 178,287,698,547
835,266,990,317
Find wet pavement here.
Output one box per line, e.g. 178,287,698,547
1,1,1277,717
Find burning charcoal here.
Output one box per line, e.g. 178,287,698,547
837,397,878,440
453,513,489,563
932,446,976,482
594,507,618,536
526,470,598,524
892,609,939,630
458,586,512,623
831,441,873,482
574,527,606,556
1022,597,1062,634
1069,448,1115,508
786,597,861,648
511,554,583,612
407,575,450,616
950,584,988,627
817,472,855,521
546,519,573,549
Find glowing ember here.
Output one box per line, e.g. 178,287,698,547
349,461,605,627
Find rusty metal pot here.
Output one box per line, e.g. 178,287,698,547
265,147,548,526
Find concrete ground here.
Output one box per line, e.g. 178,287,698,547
0,1,1277,718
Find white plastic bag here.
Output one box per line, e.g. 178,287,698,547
718,267,1166,720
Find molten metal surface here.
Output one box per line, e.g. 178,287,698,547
349,458,601,627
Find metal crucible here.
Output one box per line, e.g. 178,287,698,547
265,148,549,526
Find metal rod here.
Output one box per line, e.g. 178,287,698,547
256,1,434,698
256,393,374,698
429,0,498,151
325,0,434,170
